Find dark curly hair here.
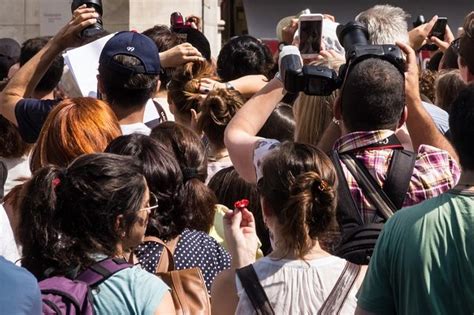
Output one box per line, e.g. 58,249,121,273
105,134,192,240
0,115,31,158
151,122,217,233
18,153,146,279
217,35,275,82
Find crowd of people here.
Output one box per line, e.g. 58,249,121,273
0,3,473,315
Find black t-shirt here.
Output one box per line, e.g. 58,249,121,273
15,98,60,143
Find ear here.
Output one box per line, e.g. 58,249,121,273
169,101,176,115
261,197,274,218
115,214,125,237
155,80,161,96
333,95,342,120
97,75,105,96
397,106,408,128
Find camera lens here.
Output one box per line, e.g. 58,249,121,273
336,21,369,52
71,0,104,38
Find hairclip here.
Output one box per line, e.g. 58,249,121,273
52,178,61,188
318,179,330,192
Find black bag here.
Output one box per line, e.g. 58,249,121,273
331,145,416,265
144,99,168,129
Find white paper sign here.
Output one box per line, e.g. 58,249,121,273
63,33,115,97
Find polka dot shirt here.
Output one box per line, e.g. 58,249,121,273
135,228,231,293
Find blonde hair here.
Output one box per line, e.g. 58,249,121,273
293,93,335,145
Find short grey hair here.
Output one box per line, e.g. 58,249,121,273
355,5,410,45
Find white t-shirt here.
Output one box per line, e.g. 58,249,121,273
235,255,358,315
120,123,151,136
0,204,20,264
0,156,31,196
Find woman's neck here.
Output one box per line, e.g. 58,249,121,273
268,238,331,260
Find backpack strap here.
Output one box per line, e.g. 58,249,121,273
330,150,364,228
236,264,275,315
340,154,396,220
75,258,131,287
317,262,361,314
382,150,417,209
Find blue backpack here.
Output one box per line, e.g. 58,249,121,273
39,258,131,315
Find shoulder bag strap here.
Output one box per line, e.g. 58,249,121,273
340,154,397,221
330,150,364,227
236,264,275,315
147,236,178,273
317,262,361,315
383,150,417,209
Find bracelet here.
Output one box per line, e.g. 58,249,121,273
225,82,235,90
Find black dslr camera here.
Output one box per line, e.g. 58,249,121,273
281,22,405,96
71,0,104,38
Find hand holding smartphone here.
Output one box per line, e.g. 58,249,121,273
298,14,323,58
423,17,448,51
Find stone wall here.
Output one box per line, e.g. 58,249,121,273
0,0,223,57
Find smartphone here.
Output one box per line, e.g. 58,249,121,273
423,17,448,51
298,14,323,58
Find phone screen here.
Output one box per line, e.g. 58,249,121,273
430,18,448,39
299,19,322,55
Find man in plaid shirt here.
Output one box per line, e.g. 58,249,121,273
330,45,459,225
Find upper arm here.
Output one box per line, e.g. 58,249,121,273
224,126,260,183
0,92,20,126
153,291,175,315
211,269,239,315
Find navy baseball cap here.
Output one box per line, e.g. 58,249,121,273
99,31,160,76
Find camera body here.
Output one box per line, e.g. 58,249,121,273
281,21,405,96
170,12,192,30
71,0,104,38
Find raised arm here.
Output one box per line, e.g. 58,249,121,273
397,41,458,161
0,6,99,126
199,75,268,98
224,77,285,183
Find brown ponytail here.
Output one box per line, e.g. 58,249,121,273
258,142,337,259
167,61,216,123
197,89,245,149
279,172,336,258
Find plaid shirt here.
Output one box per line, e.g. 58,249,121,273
334,130,460,223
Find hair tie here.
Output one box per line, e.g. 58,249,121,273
182,167,198,182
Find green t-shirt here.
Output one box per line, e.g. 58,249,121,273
357,191,474,315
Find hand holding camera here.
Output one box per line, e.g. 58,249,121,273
52,5,99,51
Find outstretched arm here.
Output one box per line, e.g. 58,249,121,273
397,41,458,161
0,5,99,125
224,77,285,183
